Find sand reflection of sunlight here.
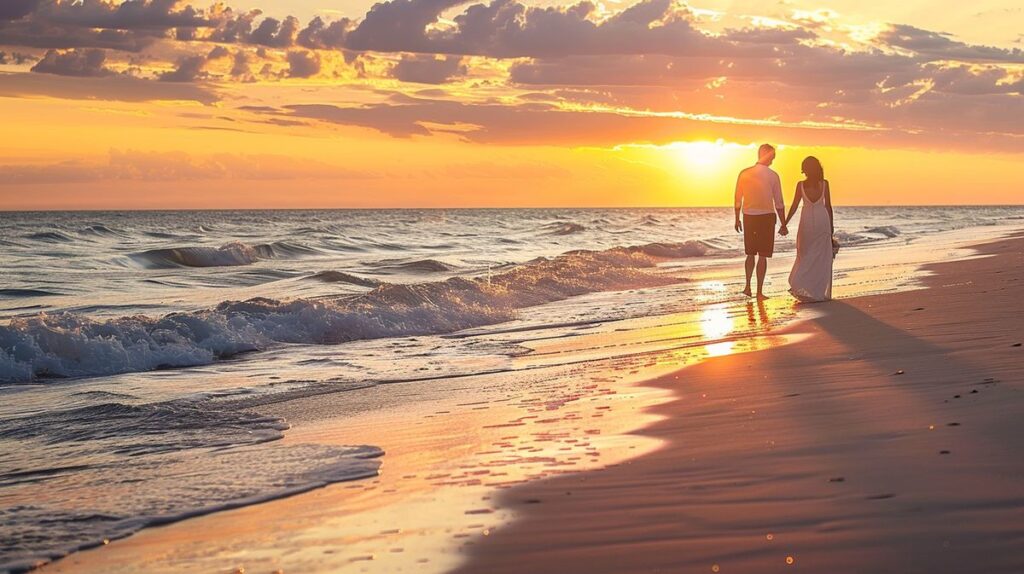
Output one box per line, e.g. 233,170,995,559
701,305,736,357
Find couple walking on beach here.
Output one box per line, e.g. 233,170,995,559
734,143,834,302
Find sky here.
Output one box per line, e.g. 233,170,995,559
0,0,1022,209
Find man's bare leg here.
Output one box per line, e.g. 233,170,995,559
743,255,755,297
756,255,769,299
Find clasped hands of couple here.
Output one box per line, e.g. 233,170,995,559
733,218,789,236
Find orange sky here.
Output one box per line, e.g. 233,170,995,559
1,0,1022,209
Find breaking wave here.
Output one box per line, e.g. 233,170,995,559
305,271,381,287
142,230,183,239
79,224,124,237
834,225,902,247
543,222,586,236
631,240,720,259
367,258,457,274
0,240,720,383
866,225,900,238
128,241,319,269
24,231,75,243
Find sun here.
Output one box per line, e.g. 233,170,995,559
606,139,753,205
664,139,752,204
673,140,733,174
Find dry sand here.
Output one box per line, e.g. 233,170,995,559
457,234,1024,574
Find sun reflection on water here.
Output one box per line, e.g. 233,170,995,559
701,304,736,357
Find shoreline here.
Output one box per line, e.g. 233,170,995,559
36,229,1024,573
457,233,1024,574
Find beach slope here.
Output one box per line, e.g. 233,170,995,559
458,235,1024,574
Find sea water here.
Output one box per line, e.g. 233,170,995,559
1,206,1021,570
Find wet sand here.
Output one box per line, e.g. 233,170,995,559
458,234,1024,574
41,231,1023,573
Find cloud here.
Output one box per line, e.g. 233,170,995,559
207,45,231,59
296,15,353,49
248,15,301,47
391,54,467,84
286,50,320,78
877,24,1024,63
344,0,466,52
0,0,40,21
36,0,211,29
230,49,254,79
507,47,921,94
1,0,1021,153
206,8,262,43
156,45,235,83
253,94,1024,154
0,149,374,184
346,0,717,58
30,48,114,77
0,19,156,51
271,98,816,143
160,54,208,82
0,0,222,52
0,70,218,103
340,0,822,59
925,63,1022,95
0,50,36,64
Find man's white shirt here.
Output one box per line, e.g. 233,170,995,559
735,163,784,216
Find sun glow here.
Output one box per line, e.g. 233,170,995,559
668,140,750,180
678,141,729,168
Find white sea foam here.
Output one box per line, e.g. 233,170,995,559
0,242,707,383
834,225,903,247
865,225,901,238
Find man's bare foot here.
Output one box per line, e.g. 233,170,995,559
757,292,770,300
742,287,752,297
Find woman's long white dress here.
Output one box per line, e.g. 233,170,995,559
788,181,833,302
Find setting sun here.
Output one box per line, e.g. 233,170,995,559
673,141,738,176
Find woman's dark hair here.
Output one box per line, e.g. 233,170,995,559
802,156,824,184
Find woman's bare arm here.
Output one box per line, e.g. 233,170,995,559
824,180,834,235
784,183,802,227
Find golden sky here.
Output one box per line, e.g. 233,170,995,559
0,0,1022,209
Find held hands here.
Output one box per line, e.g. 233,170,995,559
778,225,789,236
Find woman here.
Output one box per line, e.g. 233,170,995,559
783,156,834,302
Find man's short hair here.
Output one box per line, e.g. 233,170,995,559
758,143,775,159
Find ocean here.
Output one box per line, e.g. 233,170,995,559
1,206,1022,571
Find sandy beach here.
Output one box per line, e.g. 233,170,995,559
35,229,1023,574
458,233,1024,574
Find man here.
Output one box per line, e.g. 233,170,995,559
734,144,787,299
